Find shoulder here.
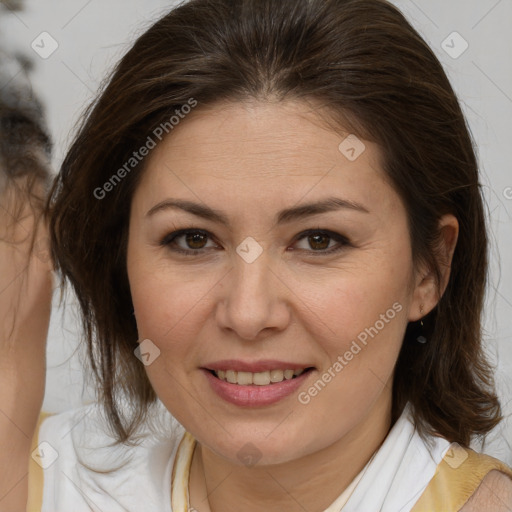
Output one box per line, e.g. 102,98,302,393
409,440,512,512
459,470,512,511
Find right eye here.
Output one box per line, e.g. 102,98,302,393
160,229,219,256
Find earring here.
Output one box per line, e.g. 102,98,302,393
417,305,426,343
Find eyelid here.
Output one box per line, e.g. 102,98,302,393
160,228,213,246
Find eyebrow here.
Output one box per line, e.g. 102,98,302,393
145,196,370,226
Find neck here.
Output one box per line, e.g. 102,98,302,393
189,392,393,512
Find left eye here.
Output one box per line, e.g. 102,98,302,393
293,229,349,253
160,229,349,256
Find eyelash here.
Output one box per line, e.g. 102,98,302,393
159,228,350,257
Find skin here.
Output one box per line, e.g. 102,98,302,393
0,178,53,511
462,471,512,511
127,99,459,512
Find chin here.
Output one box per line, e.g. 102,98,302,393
201,426,313,467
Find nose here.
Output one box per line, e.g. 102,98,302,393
215,251,291,340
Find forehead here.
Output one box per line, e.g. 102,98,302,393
133,100,398,218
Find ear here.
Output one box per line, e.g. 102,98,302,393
408,214,459,322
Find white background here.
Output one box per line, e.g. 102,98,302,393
0,0,511,462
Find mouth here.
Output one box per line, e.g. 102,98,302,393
201,363,316,407
208,367,315,386
201,360,316,406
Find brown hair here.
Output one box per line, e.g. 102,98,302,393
48,0,501,447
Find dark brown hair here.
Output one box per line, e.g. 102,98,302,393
48,0,501,447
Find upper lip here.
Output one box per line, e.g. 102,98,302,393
203,359,314,373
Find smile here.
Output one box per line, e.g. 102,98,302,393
212,368,307,385
202,365,315,407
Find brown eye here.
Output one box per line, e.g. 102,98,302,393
308,233,331,251
184,232,208,249
160,229,217,255
161,228,349,257
293,229,350,255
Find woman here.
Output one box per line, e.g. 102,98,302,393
13,0,512,510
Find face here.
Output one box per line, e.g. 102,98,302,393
127,100,421,466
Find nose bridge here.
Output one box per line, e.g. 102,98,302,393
217,241,288,339
231,242,273,310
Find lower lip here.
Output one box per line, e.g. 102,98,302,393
202,369,313,407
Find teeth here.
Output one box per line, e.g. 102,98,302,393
237,371,253,385
284,369,294,380
253,371,270,385
270,370,283,383
226,370,237,384
213,368,306,385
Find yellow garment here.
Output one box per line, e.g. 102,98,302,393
410,443,512,511
26,411,54,512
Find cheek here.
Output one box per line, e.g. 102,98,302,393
296,251,412,403
300,256,411,343
128,259,218,367
294,276,409,439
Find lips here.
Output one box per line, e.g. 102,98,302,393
201,360,315,406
